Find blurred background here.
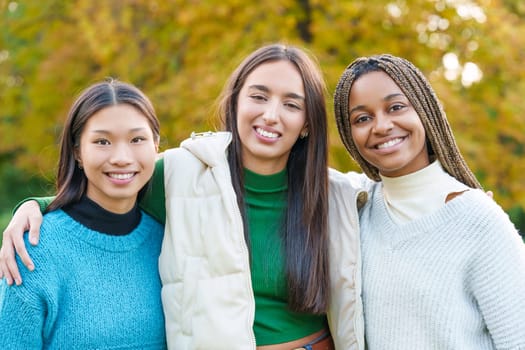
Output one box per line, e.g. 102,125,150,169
1,0,524,243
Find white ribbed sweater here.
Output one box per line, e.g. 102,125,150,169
360,185,525,350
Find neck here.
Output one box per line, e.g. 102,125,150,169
63,195,142,235
379,160,469,223
85,193,137,214
243,164,287,176
242,156,287,176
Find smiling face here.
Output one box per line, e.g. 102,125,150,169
236,60,307,174
77,104,158,213
348,70,430,178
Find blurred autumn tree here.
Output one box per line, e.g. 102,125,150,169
1,0,524,235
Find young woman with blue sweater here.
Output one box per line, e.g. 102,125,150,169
334,54,525,349
0,80,166,349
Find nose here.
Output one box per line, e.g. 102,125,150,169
110,142,133,166
262,100,280,124
372,113,393,134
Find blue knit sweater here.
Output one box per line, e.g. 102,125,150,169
360,185,525,349
0,209,166,349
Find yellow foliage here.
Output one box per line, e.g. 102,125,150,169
1,0,524,223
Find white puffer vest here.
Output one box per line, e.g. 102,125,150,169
159,131,367,350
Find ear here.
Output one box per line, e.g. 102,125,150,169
74,148,83,169
300,124,309,139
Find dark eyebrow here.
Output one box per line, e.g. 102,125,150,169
349,93,406,116
349,104,365,116
384,93,405,101
248,84,305,100
89,127,149,134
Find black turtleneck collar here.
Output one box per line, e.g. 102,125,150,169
62,195,141,236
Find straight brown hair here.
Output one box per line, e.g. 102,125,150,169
217,44,330,313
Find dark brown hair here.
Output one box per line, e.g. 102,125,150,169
217,44,329,313
47,79,160,212
334,54,481,188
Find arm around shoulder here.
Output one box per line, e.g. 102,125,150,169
0,199,45,285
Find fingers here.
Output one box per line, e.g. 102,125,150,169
0,200,42,285
0,246,10,284
0,230,34,286
0,236,17,285
28,213,43,246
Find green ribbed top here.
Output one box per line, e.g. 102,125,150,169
244,168,326,345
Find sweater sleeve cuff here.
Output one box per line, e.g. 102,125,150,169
13,196,55,215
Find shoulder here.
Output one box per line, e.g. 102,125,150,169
140,211,164,232
134,212,164,246
14,212,67,298
328,168,373,209
329,169,377,207
328,168,362,188
164,131,232,168
25,211,79,259
36,210,73,246
459,191,525,275
330,169,377,191
162,146,195,165
163,132,233,192
462,189,512,221
453,189,520,237
162,146,206,185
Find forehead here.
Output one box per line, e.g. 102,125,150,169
243,60,304,93
349,70,404,103
83,104,150,131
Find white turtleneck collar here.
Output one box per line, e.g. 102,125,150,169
379,160,470,223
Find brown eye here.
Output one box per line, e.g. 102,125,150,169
389,103,406,112
353,114,371,124
250,94,267,101
131,136,147,144
284,102,301,110
95,139,110,145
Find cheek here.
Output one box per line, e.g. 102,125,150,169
413,120,427,147
140,156,157,178
236,97,252,117
350,128,366,148
144,144,158,162
236,105,250,128
236,111,255,141
286,120,305,137
80,148,104,167
283,110,307,131
236,118,248,142
296,113,307,131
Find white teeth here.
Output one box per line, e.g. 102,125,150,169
377,138,403,149
108,173,134,180
256,127,279,139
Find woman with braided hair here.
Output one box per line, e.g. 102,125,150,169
334,54,525,349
